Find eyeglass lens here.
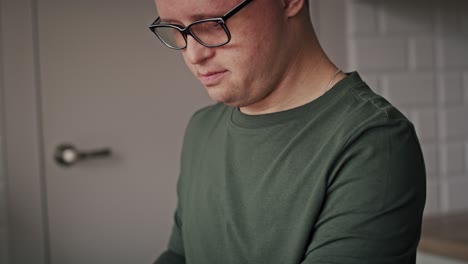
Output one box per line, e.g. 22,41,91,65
154,27,186,49
190,21,228,46
154,20,229,49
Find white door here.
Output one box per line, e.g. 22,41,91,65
38,0,209,263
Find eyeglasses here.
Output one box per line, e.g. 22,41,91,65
149,0,253,50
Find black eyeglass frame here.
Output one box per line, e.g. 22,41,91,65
149,0,253,50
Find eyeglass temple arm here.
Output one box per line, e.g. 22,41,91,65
150,17,161,27
222,0,253,21
151,0,253,26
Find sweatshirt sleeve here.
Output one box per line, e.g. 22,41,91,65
154,209,186,264
154,250,185,264
301,119,426,264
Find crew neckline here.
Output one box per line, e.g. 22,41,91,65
230,72,364,129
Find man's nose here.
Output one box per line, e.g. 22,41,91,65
183,36,215,65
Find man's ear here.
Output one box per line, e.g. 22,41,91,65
282,0,306,17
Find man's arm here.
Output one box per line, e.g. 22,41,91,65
301,121,426,263
154,210,186,264
154,250,185,264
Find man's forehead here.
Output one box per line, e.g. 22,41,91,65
155,0,236,23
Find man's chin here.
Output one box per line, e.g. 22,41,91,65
205,89,240,107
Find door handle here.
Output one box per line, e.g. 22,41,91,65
54,143,112,167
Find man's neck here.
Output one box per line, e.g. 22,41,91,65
239,45,343,115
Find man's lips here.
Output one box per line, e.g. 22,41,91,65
197,70,228,86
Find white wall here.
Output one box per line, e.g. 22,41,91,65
418,253,468,264
346,0,468,215
0,0,9,262
0,89,9,264
0,84,9,264
1,0,48,263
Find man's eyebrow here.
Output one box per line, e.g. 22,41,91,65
160,11,225,25
190,12,224,20
159,18,182,24
157,15,182,24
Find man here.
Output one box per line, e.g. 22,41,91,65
150,0,426,263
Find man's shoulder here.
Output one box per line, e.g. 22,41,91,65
327,72,416,143
338,72,410,125
185,103,231,133
191,103,229,122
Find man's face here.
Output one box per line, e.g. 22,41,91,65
155,0,292,108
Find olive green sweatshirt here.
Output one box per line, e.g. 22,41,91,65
155,72,426,264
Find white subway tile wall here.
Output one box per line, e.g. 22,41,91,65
409,36,435,71
347,0,468,215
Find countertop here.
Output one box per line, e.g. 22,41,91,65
419,211,468,262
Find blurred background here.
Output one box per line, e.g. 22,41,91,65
0,0,467,263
